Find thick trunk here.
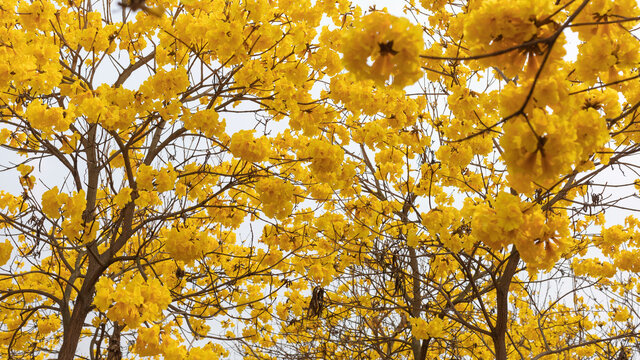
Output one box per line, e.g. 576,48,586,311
107,323,123,360
59,123,102,360
59,255,108,360
494,333,508,360
57,188,137,359
58,280,95,360
492,248,520,360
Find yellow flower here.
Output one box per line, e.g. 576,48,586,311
156,164,178,192
229,130,270,163
65,190,87,219
0,240,13,266
134,325,163,357
17,163,34,176
113,187,133,208
37,314,60,336
463,0,557,77
183,109,225,138
300,138,344,183
41,186,65,218
93,277,115,312
136,164,156,191
494,191,523,232
255,177,295,220
342,12,424,87
163,225,213,264
139,68,190,102
409,316,444,339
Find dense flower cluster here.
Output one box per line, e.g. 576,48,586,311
342,12,424,87
1,0,640,359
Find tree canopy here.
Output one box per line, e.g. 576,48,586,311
1,0,640,359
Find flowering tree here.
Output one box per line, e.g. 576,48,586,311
0,0,353,358
246,1,640,359
1,0,640,359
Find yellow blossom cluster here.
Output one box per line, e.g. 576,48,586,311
515,208,571,270
500,91,610,193
0,240,12,266
299,138,344,183
410,316,445,339
572,0,640,84
41,188,94,242
71,85,146,131
17,164,35,190
135,163,178,193
23,100,72,136
466,192,571,270
41,186,68,218
463,0,561,78
229,130,271,163
255,176,295,220
342,12,424,87
572,258,617,278
139,68,190,103
36,314,60,336
183,109,226,138
0,2,62,94
93,275,171,328
163,224,214,264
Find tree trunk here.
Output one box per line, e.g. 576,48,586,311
59,124,103,360
58,282,95,360
408,246,425,360
492,247,520,360
107,323,123,360
58,256,105,360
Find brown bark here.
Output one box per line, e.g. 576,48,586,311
58,263,101,360
408,246,426,360
106,323,123,360
59,124,112,360
492,247,520,360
